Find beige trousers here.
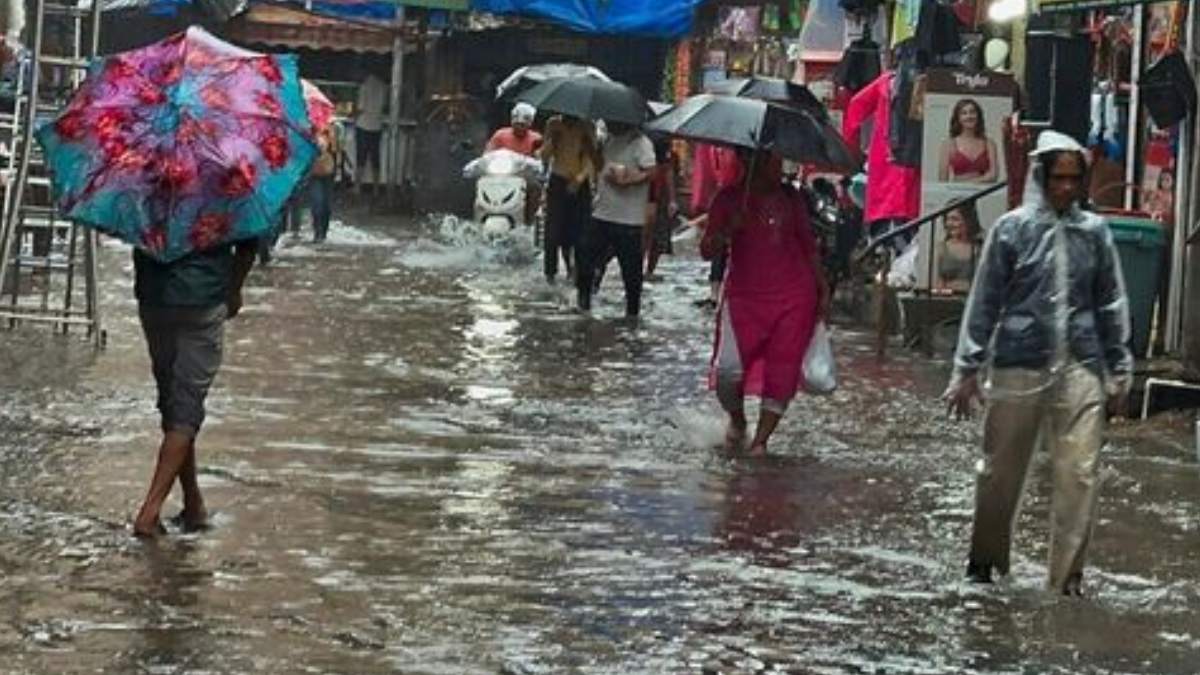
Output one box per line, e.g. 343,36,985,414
969,365,1106,592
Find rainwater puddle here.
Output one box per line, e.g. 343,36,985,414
0,209,1197,673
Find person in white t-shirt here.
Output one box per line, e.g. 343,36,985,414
576,122,657,318
354,72,387,196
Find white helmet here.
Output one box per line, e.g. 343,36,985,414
511,102,536,126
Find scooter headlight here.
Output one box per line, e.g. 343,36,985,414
486,156,515,175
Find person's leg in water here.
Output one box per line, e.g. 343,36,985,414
134,306,223,537
612,223,644,318
543,176,566,284
575,217,607,312
564,183,590,279
642,205,657,278
311,176,333,243
592,244,614,294
174,438,208,530
714,307,747,451
134,430,192,536
747,400,787,457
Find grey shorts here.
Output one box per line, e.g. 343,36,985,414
139,304,226,438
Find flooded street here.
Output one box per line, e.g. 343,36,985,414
1,209,1198,674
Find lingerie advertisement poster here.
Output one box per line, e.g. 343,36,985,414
916,69,1016,293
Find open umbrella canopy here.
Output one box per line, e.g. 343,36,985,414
707,76,828,121
35,26,316,263
495,63,611,101
517,77,648,125
644,94,858,172
301,78,335,132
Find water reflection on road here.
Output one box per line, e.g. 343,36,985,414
1,213,1198,673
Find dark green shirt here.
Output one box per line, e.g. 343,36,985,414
134,246,233,308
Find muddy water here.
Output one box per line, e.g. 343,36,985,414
1,212,1198,674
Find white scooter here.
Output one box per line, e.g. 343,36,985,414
462,149,544,237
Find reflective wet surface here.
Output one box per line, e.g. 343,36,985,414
1,210,1198,673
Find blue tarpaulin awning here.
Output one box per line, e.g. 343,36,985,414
469,0,699,37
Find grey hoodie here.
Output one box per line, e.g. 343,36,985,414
951,131,1132,392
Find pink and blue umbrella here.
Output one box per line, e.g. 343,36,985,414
35,26,317,263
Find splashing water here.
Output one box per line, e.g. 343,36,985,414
396,215,540,270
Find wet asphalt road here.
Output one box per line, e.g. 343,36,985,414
0,210,1198,674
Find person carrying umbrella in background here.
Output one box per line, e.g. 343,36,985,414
577,119,657,317
523,77,645,290
539,113,599,285
517,76,654,315
36,28,317,536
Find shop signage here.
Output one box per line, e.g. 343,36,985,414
1035,0,1178,14
915,68,1016,293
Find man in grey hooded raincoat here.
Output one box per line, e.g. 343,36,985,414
943,130,1132,596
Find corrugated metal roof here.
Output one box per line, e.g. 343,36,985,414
222,2,397,53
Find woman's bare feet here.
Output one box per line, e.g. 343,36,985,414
747,442,768,458
724,423,747,453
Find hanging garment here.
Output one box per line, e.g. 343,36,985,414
889,44,924,167
1025,19,1093,145
842,72,921,223
892,0,922,47
915,0,962,60
834,37,882,93
801,0,887,61
1001,113,1030,210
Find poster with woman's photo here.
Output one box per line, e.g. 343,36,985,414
916,70,1016,292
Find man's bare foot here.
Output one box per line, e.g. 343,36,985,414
132,519,167,538
747,442,768,458
171,507,210,533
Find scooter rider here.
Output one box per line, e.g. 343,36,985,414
487,102,543,158
486,103,543,225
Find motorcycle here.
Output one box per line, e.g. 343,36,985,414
461,149,544,237
797,175,863,293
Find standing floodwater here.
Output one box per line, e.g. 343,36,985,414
0,213,1197,673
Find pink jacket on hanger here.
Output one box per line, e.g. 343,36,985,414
842,72,921,224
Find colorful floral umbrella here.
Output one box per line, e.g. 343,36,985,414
35,26,317,263
302,78,335,132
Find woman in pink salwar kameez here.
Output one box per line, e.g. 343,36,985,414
700,152,829,457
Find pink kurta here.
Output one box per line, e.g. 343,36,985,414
703,186,820,403
842,72,920,224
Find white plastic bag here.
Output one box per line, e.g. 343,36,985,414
886,239,919,289
803,321,837,395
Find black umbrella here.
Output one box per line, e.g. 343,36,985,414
707,77,828,121
495,63,611,101
517,77,649,125
644,94,859,172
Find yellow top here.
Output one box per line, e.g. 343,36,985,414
541,116,599,186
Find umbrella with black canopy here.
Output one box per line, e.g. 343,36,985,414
517,77,649,125
706,76,828,121
644,94,858,172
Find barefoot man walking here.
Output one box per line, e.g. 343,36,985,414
132,241,256,537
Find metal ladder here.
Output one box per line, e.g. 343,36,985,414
0,0,102,345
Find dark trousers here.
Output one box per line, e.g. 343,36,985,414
310,176,333,242
577,217,643,317
544,174,590,280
